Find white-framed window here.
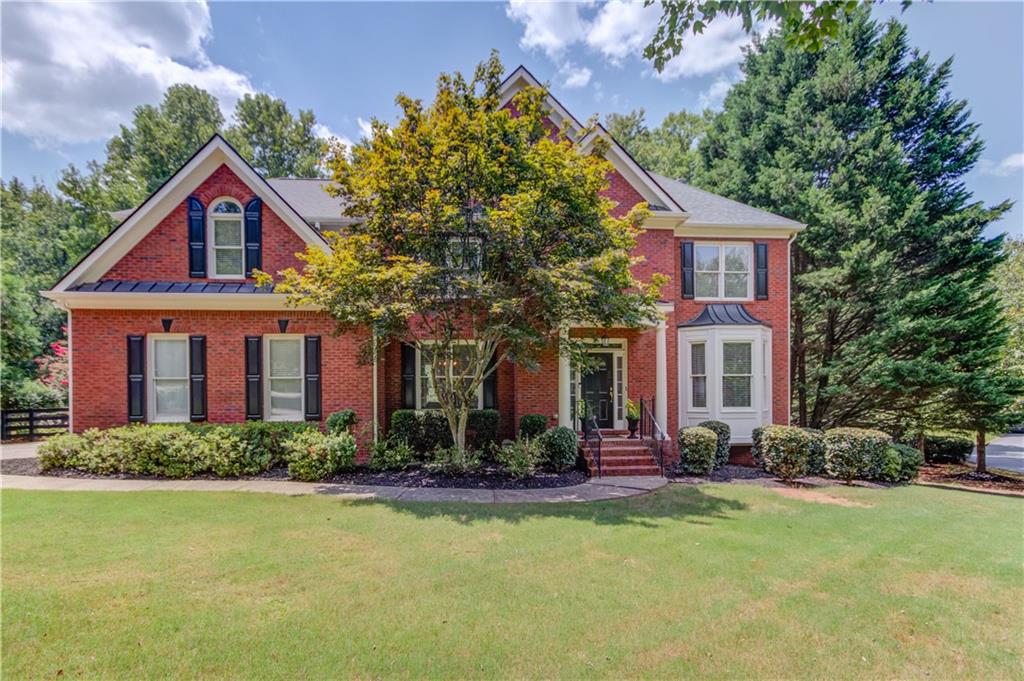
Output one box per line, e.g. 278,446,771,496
416,342,484,410
722,341,753,408
695,243,752,300
208,198,245,278
148,335,189,422
264,336,304,421
690,342,707,409
445,236,482,274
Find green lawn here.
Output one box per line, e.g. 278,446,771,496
3,484,1021,679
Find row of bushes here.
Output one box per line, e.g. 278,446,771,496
389,409,500,453
39,422,357,482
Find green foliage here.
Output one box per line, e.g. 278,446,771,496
425,446,482,476
38,431,97,471
389,410,421,448
802,428,826,476
887,444,924,482
696,9,1011,434
823,427,893,483
697,420,731,469
751,426,765,468
496,438,541,479
467,409,500,450
605,109,708,182
325,409,357,435
283,429,357,482
921,435,973,464
389,409,499,454
369,437,416,472
994,238,1024,415
676,426,718,476
1,374,64,410
538,426,579,472
758,425,812,482
270,53,664,454
518,413,549,439
190,420,314,469
223,92,325,179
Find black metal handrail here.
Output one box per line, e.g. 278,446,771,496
583,415,603,477
639,397,667,475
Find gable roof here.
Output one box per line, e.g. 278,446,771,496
649,172,803,228
52,135,328,292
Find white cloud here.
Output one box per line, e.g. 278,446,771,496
560,63,592,88
1,1,254,145
585,0,660,65
979,152,1024,177
357,117,374,140
698,75,737,109
505,0,591,59
653,16,752,80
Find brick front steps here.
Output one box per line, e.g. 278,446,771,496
580,434,664,477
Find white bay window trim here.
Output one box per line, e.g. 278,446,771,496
263,335,304,422
147,334,190,423
694,242,753,301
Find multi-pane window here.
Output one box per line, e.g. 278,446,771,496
150,337,189,422
266,337,303,420
210,199,244,278
418,344,482,409
445,236,482,273
695,244,751,299
691,343,707,409
722,342,752,408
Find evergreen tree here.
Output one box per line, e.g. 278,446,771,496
606,108,707,182
696,8,1012,430
225,93,324,178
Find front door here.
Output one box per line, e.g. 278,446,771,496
581,353,614,429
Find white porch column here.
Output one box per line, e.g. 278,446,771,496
557,328,572,428
655,319,668,435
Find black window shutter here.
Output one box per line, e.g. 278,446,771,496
680,241,695,299
483,352,498,409
189,336,207,421
245,336,262,420
304,336,322,421
244,197,262,276
127,335,145,422
187,196,206,278
755,243,769,300
400,343,416,408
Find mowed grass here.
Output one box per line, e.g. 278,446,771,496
2,484,1021,679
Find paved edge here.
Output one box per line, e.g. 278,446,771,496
914,481,1024,499
0,474,667,504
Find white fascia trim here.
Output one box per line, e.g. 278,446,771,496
41,290,316,312
674,225,804,239
52,136,328,292
498,66,582,137
577,129,686,214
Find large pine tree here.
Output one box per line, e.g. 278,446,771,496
696,8,1013,432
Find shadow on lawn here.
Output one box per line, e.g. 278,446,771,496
352,485,747,528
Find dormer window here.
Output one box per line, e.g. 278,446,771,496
208,199,244,278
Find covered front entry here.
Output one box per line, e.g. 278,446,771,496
580,352,614,428
570,339,627,431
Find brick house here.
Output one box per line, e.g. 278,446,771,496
44,66,803,473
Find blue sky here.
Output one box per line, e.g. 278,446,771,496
2,1,1021,239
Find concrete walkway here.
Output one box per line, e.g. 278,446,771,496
0,441,41,460
970,433,1024,473
0,473,667,503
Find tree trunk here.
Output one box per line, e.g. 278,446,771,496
975,428,986,474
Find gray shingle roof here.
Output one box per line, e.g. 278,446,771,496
677,303,769,328
649,172,802,228
266,178,348,223
69,280,276,294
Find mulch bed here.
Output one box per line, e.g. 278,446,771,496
917,463,1024,494
670,464,891,489
0,457,586,490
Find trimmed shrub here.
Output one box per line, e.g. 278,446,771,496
325,409,357,435
519,413,549,439
419,411,454,451
496,438,541,479
751,426,766,467
697,420,731,468
467,409,500,450
886,444,923,482
194,420,315,468
759,425,811,482
538,426,578,472
676,426,718,476
389,410,420,446
922,435,973,464
823,427,893,482
802,428,826,476
283,429,357,481
198,427,261,477
38,431,95,471
426,446,481,476
369,437,416,471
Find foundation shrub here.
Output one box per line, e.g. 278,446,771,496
518,414,549,439
283,429,357,482
697,420,731,468
496,438,541,479
676,426,718,476
538,426,578,472
759,425,811,482
823,427,893,482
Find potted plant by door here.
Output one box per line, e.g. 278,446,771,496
577,401,596,437
626,399,640,439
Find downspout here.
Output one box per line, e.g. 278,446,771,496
371,335,379,444
786,232,796,426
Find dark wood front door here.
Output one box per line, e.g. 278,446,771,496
581,353,614,429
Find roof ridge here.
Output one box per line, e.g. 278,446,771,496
649,171,800,225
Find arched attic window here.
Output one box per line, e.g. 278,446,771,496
208,198,244,278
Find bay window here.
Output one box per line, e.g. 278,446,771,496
695,243,752,300
148,336,189,422
264,336,304,421
690,342,707,409
722,342,753,408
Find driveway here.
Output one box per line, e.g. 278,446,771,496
970,433,1024,473
1,441,41,461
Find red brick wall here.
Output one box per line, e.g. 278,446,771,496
69,309,375,456
103,164,309,282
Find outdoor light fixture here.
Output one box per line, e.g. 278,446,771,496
278,319,290,333
161,318,174,332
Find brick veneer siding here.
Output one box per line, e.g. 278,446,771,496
103,164,310,282
69,309,374,457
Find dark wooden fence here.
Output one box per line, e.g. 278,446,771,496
1,408,69,441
